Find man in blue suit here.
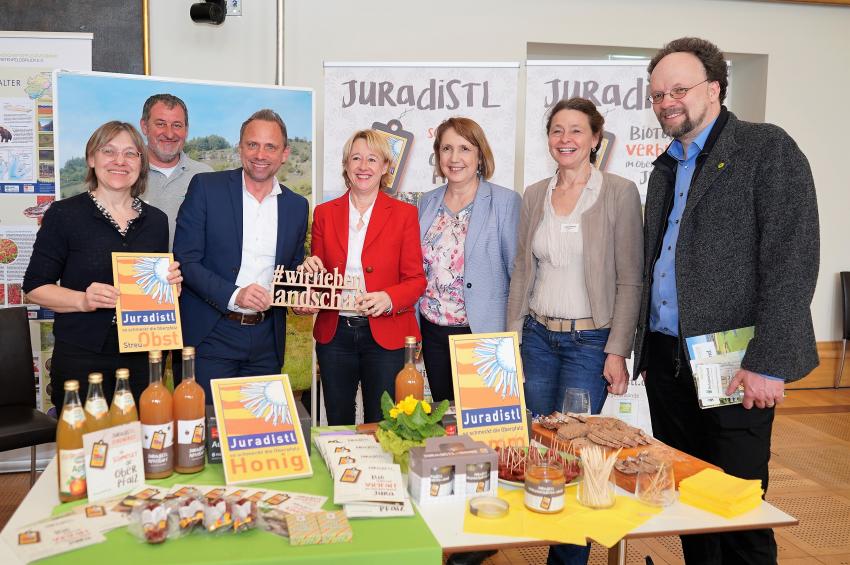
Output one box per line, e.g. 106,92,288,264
173,109,308,399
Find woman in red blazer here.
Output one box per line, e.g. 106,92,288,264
296,130,425,424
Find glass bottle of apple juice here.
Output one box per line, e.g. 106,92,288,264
174,346,206,474
84,373,110,433
109,368,138,425
140,350,174,479
57,380,87,502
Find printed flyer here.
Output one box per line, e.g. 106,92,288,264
82,422,144,502
211,375,313,484
449,332,529,450
111,252,182,353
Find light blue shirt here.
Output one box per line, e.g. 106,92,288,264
649,118,717,336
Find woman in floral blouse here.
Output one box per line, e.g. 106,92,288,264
417,117,521,402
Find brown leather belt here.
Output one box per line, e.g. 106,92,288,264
225,311,266,325
529,310,601,332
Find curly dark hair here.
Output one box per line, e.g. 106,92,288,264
648,37,728,103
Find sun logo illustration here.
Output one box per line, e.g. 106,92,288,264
133,257,174,304
240,381,292,426
472,337,519,398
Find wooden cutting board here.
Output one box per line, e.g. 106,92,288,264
531,422,722,493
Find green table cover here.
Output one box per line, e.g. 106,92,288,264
41,434,441,564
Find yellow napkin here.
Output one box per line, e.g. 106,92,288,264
679,490,762,518
679,469,762,504
463,485,661,548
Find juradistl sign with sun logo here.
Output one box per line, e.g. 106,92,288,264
112,252,183,353
211,375,313,485
449,332,529,450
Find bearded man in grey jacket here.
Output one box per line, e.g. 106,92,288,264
633,37,819,565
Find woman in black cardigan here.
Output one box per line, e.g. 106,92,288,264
23,121,181,409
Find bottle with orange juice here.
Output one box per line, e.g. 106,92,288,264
57,380,87,502
173,346,206,474
140,350,173,479
109,368,138,425
83,373,110,433
395,336,425,402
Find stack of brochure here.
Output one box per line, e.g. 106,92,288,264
679,468,763,518
314,432,414,518
684,326,754,408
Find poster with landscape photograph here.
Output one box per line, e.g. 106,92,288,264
54,71,315,395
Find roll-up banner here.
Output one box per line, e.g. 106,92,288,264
524,60,667,201
323,62,520,203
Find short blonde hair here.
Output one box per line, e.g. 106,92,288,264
341,129,393,190
432,117,495,180
84,121,149,198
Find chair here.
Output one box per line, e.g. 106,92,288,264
0,307,57,485
837,272,850,388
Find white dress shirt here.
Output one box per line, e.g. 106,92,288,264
228,173,281,313
340,194,374,316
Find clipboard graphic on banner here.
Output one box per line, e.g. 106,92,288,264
372,119,413,195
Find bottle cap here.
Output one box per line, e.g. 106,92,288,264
182,346,195,357
116,368,130,379
148,350,162,361
405,336,417,345
64,380,80,391
88,372,103,384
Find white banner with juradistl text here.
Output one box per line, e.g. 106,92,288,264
524,60,668,201
323,62,520,204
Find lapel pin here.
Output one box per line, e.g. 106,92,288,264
717,162,726,169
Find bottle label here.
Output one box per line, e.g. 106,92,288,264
176,417,206,469
62,406,85,427
85,398,108,419
142,422,174,475
58,448,86,498
113,392,135,411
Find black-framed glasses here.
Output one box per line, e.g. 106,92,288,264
98,147,142,161
647,79,709,105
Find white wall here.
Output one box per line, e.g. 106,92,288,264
149,0,850,342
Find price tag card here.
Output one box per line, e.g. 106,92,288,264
82,422,144,502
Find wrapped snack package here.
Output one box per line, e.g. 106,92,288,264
286,513,321,546
168,489,205,536
128,502,175,544
203,497,233,533
258,508,290,538
230,497,258,533
316,511,352,544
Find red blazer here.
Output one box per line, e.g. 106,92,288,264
312,191,425,350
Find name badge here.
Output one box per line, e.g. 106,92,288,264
560,223,579,233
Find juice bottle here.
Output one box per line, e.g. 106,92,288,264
57,380,87,502
173,346,206,474
140,350,174,479
395,336,424,402
83,372,110,433
109,368,138,425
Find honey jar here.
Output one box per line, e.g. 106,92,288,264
524,461,565,513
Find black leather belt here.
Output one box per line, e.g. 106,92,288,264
225,311,266,325
341,316,370,327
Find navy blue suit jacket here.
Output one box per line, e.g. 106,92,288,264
173,168,308,365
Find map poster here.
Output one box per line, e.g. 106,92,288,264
449,332,529,450
112,252,183,353
211,375,313,485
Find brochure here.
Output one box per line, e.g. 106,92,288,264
684,326,754,409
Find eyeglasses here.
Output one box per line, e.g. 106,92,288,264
98,147,142,161
647,79,709,105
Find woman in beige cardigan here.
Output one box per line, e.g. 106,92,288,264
506,95,643,565
507,97,643,416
